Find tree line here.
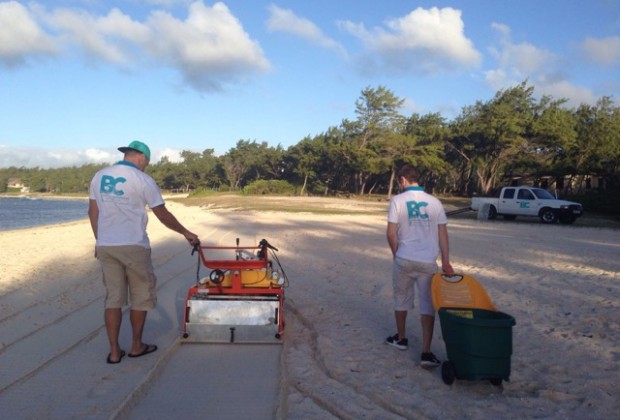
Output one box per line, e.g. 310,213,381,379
2,82,619,204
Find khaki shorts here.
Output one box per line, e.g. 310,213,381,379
392,257,438,316
97,245,157,311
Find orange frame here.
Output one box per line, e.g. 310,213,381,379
182,243,285,338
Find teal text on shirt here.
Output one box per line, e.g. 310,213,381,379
100,175,126,196
406,200,429,220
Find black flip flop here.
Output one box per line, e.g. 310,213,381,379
128,344,158,358
106,350,126,364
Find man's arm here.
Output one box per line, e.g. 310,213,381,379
151,204,199,245
386,222,399,258
88,199,99,240
438,223,454,274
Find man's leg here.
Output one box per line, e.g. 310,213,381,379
420,314,435,353
395,310,408,339
129,309,148,355
105,308,123,361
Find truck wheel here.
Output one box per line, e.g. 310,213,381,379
488,205,498,220
539,208,558,224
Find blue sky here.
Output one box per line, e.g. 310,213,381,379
1,0,619,168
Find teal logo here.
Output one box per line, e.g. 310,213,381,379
406,200,429,220
100,175,126,196
519,202,530,208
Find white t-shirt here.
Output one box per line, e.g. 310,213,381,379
387,186,447,263
89,161,164,248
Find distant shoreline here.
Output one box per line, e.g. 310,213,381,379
0,193,88,201
0,193,187,201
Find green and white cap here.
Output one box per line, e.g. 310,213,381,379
118,140,151,160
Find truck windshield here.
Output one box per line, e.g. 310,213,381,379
532,188,556,199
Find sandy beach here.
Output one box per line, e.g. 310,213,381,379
0,199,618,419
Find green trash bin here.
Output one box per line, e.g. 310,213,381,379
438,308,516,386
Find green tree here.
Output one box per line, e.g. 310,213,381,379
284,136,322,195
398,113,451,195
568,97,620,191
222,140,282,189
449,81,536,194
345,86,405,195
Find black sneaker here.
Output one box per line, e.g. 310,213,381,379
420,352,441,368
385,334,408,350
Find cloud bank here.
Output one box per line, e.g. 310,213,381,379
0,1,270,92
0,145,185,169
485,22,599,107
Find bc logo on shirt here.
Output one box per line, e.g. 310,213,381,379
406,200,429,220
100,175,126,196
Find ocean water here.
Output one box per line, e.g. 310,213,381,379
0,197,89,231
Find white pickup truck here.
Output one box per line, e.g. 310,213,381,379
470,186,583,224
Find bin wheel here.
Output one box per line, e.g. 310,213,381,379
441,361,456,385
490,378,503,386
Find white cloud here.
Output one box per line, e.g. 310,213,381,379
485,22,598,108
488,22,558,78
537,81,598,108
154,148,184,163
145,1,271,91
0,146,114,168
0,146,191,169
43,7,149,65
84,148,114,162
266,5,345,56
144,0,192,6
1,1,270,92
580,36,620,66
0,1,57,67
340,7,482,75
484,68,508,91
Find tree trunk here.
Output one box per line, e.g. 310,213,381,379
367,181,378,195
300,174,308,196
388,168,396,199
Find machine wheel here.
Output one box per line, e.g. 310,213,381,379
488,205,498,220
182,333,189,339
209,269,226,284
441,361,456,385
539,208,558,224
490,378,503,386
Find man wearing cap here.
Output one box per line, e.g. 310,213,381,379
88,140,199,364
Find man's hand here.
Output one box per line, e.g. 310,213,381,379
184,231,200,246
442,262,455,275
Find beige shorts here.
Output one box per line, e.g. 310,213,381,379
97,245,157,311
392,257,438,316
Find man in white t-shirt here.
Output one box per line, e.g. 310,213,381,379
385,164,454,368
89,140,199,364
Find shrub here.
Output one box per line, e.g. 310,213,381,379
188,188,218,198
242,180,296,195
567,189,620,219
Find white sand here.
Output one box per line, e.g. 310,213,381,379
0,200,618,419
